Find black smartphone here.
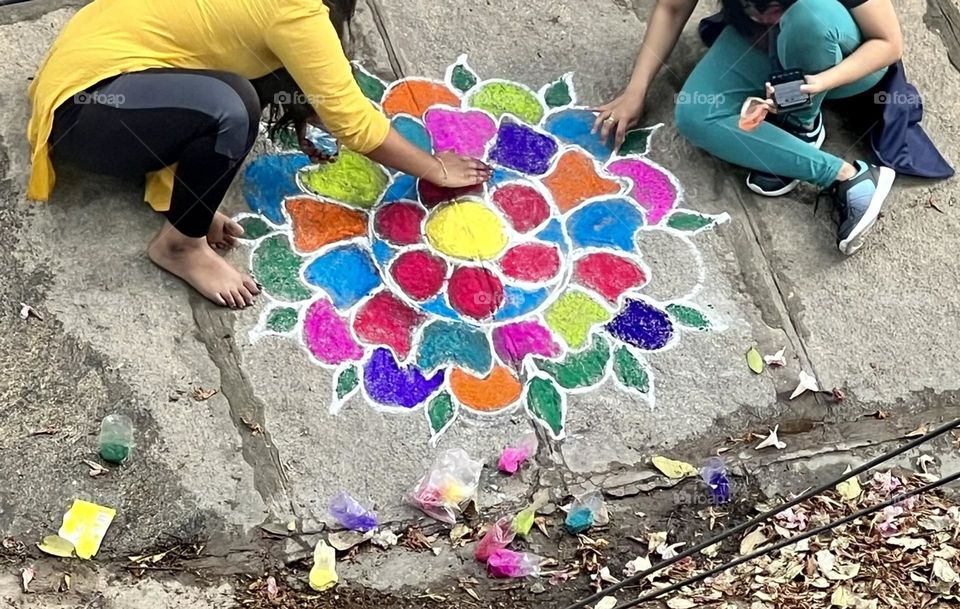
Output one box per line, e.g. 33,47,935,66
770,69,811,113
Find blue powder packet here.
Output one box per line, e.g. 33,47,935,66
304,124,339,157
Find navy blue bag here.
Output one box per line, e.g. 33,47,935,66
698,13,954,179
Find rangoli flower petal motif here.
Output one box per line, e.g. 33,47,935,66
239,55,728,445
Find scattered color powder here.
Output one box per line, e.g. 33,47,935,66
613,346,650,393
374,202,426,246
382,79,461,119
544,109,614,161
303,245,381,310
537,335,610,389
566,199,644,252
492,321,561,367
364,348,444,408
286,197,366,253
266,307,298,333
489,122,559,175
447,266,505,320
300,150,388,209
543,150,621,214
425,202,508,261
500,243,561,283
424,108,497,158
391,250,447,301
527,377,564,437
607,159,678,225
491,184,550,233
450,366,522,412
252,234,312,301
605,299,674,351
244,153,311,224
544,291,611,349
574,252,648,303
417,321,492,375
353,292,425,360
303,299,364,365
468,82,544,124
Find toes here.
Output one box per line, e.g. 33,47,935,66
242,275,261,295
225,218,245,238
222,290,238,309
230,289,246,309
239,286,255,307
214,293,227,307
224,235,238,249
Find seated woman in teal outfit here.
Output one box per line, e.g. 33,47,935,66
595,0,903,256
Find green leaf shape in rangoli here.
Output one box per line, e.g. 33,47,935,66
336,366,360,401
666,304,711,331
426,392,457,444
238,216,273,240
613,346,651,394
252,234,312,301
450,61,478,93
266,307,299,333
526,376,565,439
543,75,573,108
536,335,610,389
667,211,717,232
353,64,387,104
468,82,544,124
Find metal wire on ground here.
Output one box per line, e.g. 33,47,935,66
564,416,960,609
608,468,960,609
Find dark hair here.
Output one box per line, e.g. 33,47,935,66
721,0,796,37
261,0,359,141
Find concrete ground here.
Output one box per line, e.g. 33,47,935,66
1,0,959,607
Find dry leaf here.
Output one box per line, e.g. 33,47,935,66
933,557,959,583
82,459,109,477
701,543,721,558
651,456,698,479
917,455,937,474
657,542,685,560
667,599,698,609
905,424,929,438
836,468,862,501
764,348,786,367
464,587,480,602
623,555,652,578
790,370,820,399
866,410,891,420
29,426,60,437
647,531,668,553
242,417,263,435
328,530,374,552
61,574,71,592
19,303,43,321
266,576,279,598
756,425,786,451
885,536,926,550
831,586,857,607
740,528,769,555
20,567,35,593
595,598,617,609
192,387,219,401
450,523,470,542
599,567,620,584
747,347,764,374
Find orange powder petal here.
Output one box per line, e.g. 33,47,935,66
382,80,461,119
543,150,621,214
286,197,367,253
450,366,523,413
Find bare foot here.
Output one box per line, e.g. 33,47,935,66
207,212,245,250
149,223,261,308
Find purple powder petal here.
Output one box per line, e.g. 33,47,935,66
363,348,445,408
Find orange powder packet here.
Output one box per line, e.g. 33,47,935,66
739,97,771,132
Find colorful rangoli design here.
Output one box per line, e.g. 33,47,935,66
237,57,727,444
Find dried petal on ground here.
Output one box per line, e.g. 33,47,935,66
652,456,698,479
756,425,787,451
38,535,75,558
192,387,219,401
764,348,787,367
740,528,769,555
905,424,929,438
657,542,686,559
328,530,374,552
648,531,668,553
624,555,653,578
747,347,764,374
20,567,35,593
265,576,279,598
836,468,862,501
19,303,43,321
82,459,109,477
790,370,820,399
595,597,617,609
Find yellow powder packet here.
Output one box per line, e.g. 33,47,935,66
57,499,116,559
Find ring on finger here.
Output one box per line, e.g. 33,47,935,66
604,116,617,123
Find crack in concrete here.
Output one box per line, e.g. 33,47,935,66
925,0,960,74
364,0,405,78
191,299,293,519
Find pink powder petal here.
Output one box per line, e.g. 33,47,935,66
303,299,364,365
607,158,678,225
424,108,498,158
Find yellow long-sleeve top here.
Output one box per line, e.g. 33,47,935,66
26,0,390,210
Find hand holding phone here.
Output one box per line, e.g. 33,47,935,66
769,69,812,114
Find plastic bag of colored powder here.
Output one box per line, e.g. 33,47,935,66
309,540,338,591
487,549,541,578
475,517,516,562
700,457,732,504
565,490,609,534
408,448,483,524
739,97,771,132
497,432,538,475
329,492,379,532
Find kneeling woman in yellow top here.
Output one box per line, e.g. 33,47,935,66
27,0,490,308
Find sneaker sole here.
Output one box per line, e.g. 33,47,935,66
838,166,896,256
746,119,826,198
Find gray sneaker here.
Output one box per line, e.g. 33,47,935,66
746,113,826,197
826,161,896,255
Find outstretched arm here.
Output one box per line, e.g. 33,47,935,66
593,0,700,148
801,0,903,94
265,0,489,187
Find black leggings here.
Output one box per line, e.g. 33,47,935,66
50,69,262,238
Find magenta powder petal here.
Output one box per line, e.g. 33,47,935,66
607,159,678,225
424,108,498,158
303,299,364,365
493,321,561,367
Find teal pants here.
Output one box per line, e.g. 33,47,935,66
675,0,888,188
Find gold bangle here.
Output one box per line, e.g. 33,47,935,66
433,154,449,182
